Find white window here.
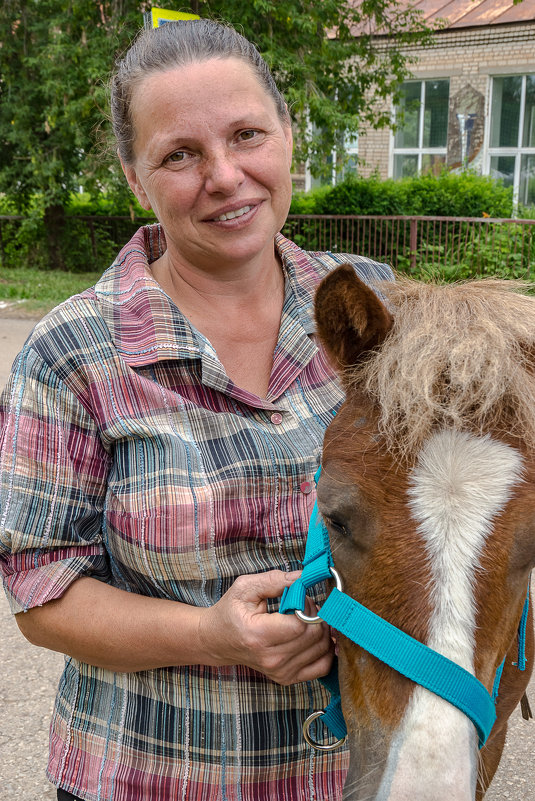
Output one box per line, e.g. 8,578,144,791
392,79,450,179
305,129,358,190
340,131,359,180
487,75,535,207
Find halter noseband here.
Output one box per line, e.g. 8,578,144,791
279,468,530,751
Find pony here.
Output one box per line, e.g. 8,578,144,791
313,264,534,801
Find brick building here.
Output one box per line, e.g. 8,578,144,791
314,0,535,207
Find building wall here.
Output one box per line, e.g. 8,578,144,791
357,22,535,179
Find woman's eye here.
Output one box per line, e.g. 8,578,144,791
167,151,188,163
239,129,257,141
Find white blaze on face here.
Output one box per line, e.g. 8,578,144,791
377,429,524,801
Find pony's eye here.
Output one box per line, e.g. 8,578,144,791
324,516,349,537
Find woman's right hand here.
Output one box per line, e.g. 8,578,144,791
199,570,334,685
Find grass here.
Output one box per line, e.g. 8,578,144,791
0,266,102,319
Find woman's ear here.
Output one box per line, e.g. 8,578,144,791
120,158,152,211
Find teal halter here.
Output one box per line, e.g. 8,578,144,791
279,468,530,750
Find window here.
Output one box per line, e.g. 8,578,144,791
488,75,535,207
305,129,358,190
393,80,450,179
340,131,359,178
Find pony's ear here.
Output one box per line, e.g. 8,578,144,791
315,263,393,377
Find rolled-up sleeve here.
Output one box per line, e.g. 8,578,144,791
0,344,111,614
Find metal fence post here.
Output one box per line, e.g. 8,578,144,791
410,218,418,272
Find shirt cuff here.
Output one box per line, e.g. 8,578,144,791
2,549,109,614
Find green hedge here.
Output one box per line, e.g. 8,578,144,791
0,193,154,273
0,213,140,273
286,173,535,280
290,171,516,218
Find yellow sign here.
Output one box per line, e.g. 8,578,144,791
148,8,200,28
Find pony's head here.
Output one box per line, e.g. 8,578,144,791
314,265,535,800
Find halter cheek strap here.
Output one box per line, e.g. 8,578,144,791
279,469,530,750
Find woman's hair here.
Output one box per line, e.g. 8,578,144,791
110,19,289,164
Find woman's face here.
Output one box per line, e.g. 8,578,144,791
122,57,293,273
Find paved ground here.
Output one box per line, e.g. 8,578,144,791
0,315,534,800
0,317,63,800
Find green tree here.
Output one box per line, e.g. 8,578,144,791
0,0,433,268
0,1,142,267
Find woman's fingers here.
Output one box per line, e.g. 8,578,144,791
242,591,334,684
285,647,334,685
266,626,334,685
230,569,302,606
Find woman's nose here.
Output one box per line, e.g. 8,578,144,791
204,149,245,195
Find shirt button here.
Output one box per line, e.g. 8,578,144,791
270,412,283,425
300,480,312,494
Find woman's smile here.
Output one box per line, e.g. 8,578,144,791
209,203,254,222
205,199,264,226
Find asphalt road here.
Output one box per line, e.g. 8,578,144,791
0,315,534,800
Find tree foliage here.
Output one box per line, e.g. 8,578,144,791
0,1,434,266
0,1,140,212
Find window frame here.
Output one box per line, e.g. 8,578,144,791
391,78,450,179
304,126,358,190
485,74,535,207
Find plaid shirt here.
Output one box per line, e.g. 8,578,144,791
0,226,393,801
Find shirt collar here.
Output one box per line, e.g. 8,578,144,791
93,224,324,403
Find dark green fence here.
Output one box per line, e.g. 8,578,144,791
2,214,535,278
282,215,535,279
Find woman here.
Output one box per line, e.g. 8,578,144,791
0,19,393,801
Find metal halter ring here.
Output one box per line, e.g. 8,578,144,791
295,567,343,624
302,710,348,751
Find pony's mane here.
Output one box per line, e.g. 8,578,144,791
350,276,535,459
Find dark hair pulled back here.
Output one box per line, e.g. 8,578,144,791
110,19,289,164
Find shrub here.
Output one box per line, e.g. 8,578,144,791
290,185,332,214
290,171,514,219
0,192,154,272
1,213,125,273
400,172,513,218
67,192,155,219
310,176,407,216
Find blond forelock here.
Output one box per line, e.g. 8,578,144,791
348,276,535,460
